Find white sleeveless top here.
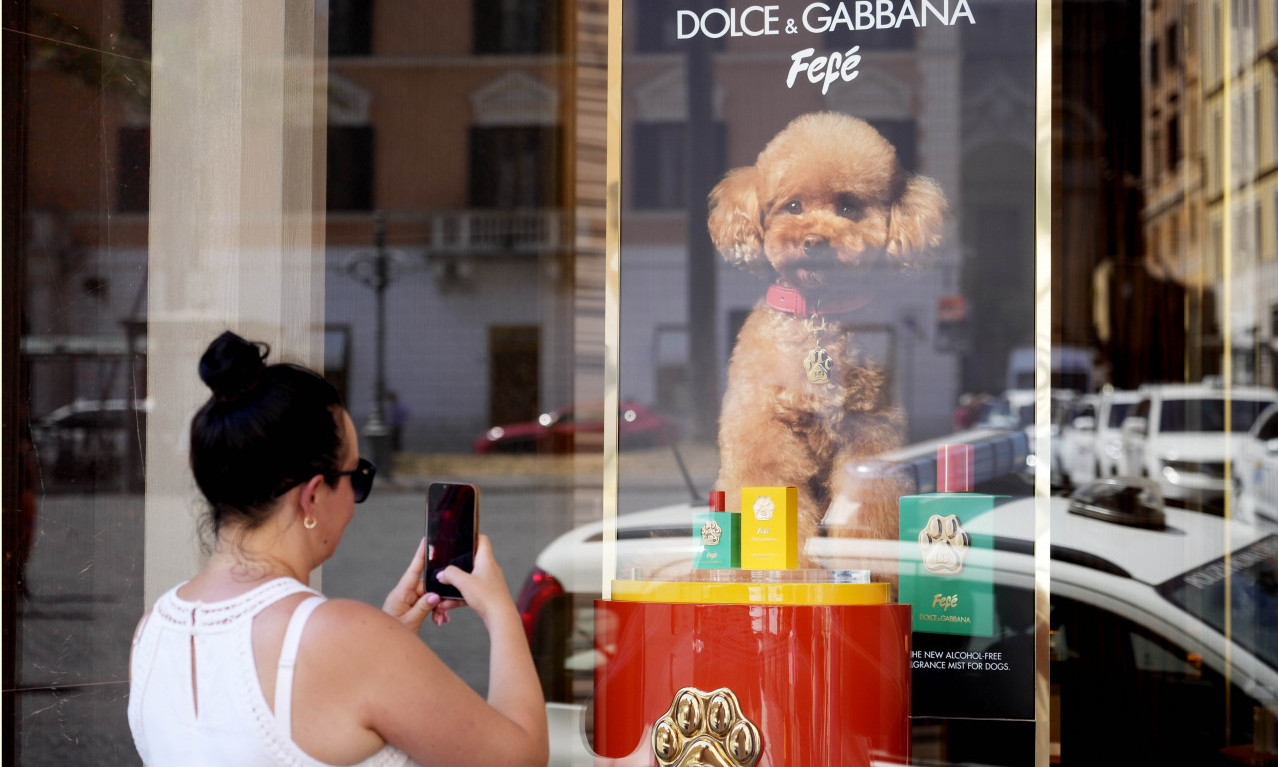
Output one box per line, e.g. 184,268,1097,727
128,577,419,767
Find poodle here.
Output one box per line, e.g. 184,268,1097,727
708,112,947,570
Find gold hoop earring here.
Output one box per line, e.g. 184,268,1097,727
304,516,317,530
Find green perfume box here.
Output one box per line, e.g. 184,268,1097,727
693,511,740,568
898,492,996,636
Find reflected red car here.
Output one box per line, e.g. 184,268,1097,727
473,401,678,454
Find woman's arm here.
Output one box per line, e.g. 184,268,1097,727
294,537,548,767
435,536,547,755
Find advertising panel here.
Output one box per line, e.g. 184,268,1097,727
616,0,1038,731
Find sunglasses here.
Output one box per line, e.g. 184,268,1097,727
327,458,377,503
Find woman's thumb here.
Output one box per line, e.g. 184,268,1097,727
421,592,440,610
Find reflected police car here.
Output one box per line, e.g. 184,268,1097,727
517,478,1278,765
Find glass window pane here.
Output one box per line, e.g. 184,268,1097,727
8,0,1278,764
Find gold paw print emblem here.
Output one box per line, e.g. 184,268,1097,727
918,514,971,575
701,520,722,546
803,347,833,384
652,687,761,767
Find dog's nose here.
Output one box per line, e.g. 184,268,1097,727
803,235,830,255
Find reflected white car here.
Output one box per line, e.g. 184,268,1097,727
1057,389,1142,486
976,390,1072,484
1118,383,1277,506
1056,393,1098,487
517,479,1278,765
1235,402,1278,529
1093,388,1141,478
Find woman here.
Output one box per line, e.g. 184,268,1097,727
128,331,547,767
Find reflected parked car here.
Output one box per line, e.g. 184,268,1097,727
1054,393,1097,487
973,390,1034,432
517,478,1278,765
1118,383,1277,507
976,389,1073,485
30,398,149,491
1092,388,1141,478
1057,388,1142,487
473,401,678,454
1234,402,1278,530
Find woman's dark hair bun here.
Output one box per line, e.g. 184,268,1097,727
191,331,344,532
199,331,269,402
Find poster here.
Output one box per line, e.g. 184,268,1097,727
616,0,1038,729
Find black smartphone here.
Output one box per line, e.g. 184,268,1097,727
424,482,479,600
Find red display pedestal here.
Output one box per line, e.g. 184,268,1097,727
594,599,912,767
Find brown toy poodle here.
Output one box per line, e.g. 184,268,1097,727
708,112,947,570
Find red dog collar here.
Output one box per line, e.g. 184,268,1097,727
765,284,870,318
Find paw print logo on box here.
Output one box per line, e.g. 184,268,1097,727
652,687,761,767
751,495,775,522
918,514,970,575
701,519,722,546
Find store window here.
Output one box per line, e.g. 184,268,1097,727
6,1,1278,765
468,126,560,209
1167,112,1181,170
473,0,558,55
329,0,373,57
327,125,374,211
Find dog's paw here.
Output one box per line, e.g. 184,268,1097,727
918,514,970,575
652,687,761,767
803,347,834,384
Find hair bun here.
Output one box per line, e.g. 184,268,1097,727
199,331,269,401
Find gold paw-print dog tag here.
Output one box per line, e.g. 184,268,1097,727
652,687,761,767
804,347,833,384
803,313,834,384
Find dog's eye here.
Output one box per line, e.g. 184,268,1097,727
784,200,803,215
837,195,865,220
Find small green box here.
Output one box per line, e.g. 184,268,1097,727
694,511,740,569
898,492,997,636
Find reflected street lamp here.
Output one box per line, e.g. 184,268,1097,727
342,211,408,478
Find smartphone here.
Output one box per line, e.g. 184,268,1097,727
424,482,479,600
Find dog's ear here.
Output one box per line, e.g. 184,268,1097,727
708,166,770,273
887,174,947,264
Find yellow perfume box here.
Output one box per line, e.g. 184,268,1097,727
740,486,799,569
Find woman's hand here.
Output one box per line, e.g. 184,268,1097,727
382,538,439,633
433,535,513,627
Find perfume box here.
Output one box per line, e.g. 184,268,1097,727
898,445,998,636
740,486,799,569
693,510,740,569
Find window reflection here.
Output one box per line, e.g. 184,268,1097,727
6,0,1278,764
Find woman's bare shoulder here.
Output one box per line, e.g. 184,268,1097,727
311,597,403,633
305,598,434,660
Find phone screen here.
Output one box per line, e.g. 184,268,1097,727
425,482,478,600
